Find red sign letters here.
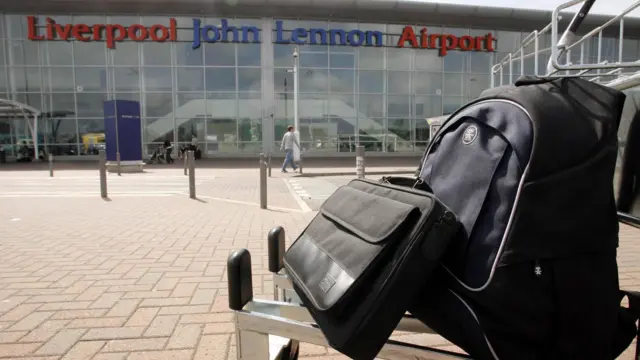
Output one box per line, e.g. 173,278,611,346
26,16,177,49
397,26,495,56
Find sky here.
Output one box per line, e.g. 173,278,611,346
404,0,640,17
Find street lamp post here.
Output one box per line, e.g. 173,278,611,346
287,48,301,164
109,51,121,175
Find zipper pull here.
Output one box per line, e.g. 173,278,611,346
413,178,424,189
534,260,542,277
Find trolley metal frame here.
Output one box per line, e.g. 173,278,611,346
227,1,640,359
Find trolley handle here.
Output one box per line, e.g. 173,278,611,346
547,0,597,74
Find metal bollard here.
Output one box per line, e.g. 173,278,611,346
188,151,196,199
48,153,53,177
183,152,188,176
267,154,272,177
356,145,365,179
259,153,267,209
99,150,108,198
116,152,121,176
298,152,303,174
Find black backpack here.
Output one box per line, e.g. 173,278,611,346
409,76,640,359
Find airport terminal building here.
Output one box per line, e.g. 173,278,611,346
0,0,638,158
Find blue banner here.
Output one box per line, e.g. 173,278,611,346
103,100,142,162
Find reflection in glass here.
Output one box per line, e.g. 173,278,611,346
42,118,78,147
8,41,39,66
414,72,443,94
205,68,236,91
11,67,42,92
76,92,107,118
467,74,490,99
43,93,75,115
329,93,356,118
443,96,464,115
358,47,384,69
207,116,238,153
75,67,107,92
177,68,205,91
144,118,174,144
143,43,172,66
6,15,25,38
358,70,384,93
73,42,106,66
0,71,7,93
443,73,464,96
205,43,236,66
415,51,443,71
387,71,411,94
443,52,468,72
238,68,262,91
329,53,354,68
387,95,411,118
388,118,412,152
387,48,411,70
177,117,206,143
274,44,297,67
112,68,140,92
329,69,355,93
77,118,103,137
143,67,173,92
414,95,443,118
144,92,174,118
238,44,261,66
274,68,294,92
176,43,203,66
300,52,328,68
177,92,205,108
43,42,73,66
469,52,494,73
358,94,384,118
112,42,140,66
299,69,328,93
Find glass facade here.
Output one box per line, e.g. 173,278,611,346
0,14,636,157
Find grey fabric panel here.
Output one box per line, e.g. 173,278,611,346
419,100,533,288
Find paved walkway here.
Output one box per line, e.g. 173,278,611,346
0,169,638,359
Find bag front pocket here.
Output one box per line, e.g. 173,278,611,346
284,185,419,316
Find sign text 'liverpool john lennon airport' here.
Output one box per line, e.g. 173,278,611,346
26,16,496,56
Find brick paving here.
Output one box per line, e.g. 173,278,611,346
0,169,638,359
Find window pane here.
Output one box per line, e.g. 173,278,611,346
144,92,174,118
113,67,140,92
274,44,296,67
177,118,206,143
358,94,384,117
443,52,468,72
11,67,42,92
300,52,328,68
443,74,464,96
415,72,443,95
238,68,261,92
443,96,464,115
329,93,356,118
386,48,411,70
144,118,174,143
238,44,261,66
45,93,75,114
74,42,106,66
76,92,107,118
274,68,293,92
414,95,442,118
75,67,107,92
358,70,384,93
329,69,355,93
143,43,171,66
9,40,39,66
387,71,411,94
330,53,355,68
205,68,236,91
112,42,140,66
44,118,78,145
43,42,73,66
388,95,410,117
78,118,104,140
388,118,412,145
358,47,383,69
469,52,494,73
143,67,172,91
177,68,205,91
177,92,205,108
300,69,328,92
415,51,443,71
205,43,235,66
176,42,203,66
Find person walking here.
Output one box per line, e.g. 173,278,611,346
280,125,300,173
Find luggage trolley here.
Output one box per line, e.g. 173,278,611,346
226,1,640,359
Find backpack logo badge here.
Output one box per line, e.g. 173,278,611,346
462,125,478,145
